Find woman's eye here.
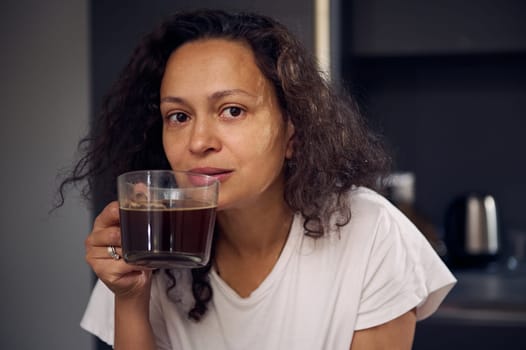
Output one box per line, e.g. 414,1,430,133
167,112,190,124
221,106,244,119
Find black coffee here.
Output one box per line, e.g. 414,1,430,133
120,200,216,268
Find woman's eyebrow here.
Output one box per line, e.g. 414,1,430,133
209,89,257,100
160,96,186,104
160,89,257,105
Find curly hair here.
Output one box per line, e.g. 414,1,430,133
58,9,390,321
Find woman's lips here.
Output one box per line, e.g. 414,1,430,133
189,167,233,183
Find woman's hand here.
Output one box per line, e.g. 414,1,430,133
85,201,156,350
85,201,153,299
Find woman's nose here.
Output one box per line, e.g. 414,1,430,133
188,117,221,155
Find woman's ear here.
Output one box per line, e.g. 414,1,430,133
285,120,295,159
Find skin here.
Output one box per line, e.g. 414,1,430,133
351,309,416,350
84,38,416,350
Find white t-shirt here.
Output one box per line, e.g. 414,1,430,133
81,187,456,349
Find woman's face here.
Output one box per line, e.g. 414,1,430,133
160,39,294,211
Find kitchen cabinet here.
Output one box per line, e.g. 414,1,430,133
343,0,526,57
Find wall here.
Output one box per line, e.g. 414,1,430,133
0,1,92,349
348,0,526,56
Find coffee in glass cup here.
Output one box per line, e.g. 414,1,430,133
117,170,219,268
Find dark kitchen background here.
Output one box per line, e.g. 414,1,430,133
342,0,526,238
2,0,524,349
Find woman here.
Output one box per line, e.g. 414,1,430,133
63,9,456,350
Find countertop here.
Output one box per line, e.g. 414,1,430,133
431,264,526,327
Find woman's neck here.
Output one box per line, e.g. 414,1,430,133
216,199,294,258
213,199,294,297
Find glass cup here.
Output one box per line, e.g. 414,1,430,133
117,170,219,269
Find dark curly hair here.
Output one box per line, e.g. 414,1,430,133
58,9,390,322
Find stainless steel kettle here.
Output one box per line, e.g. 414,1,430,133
444,193,500,267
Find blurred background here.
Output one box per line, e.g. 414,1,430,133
1,0,524,349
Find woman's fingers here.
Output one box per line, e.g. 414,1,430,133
85,201,154,298
93,201,120,231
90,258,153,296
86,244,124,260
92,256,152,276
86,202,121,250
85,227,121,250
85,203,122,265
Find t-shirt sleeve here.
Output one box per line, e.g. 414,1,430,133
354,207,456,330
80,279,115,346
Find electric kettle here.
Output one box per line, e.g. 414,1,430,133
444,193,501,268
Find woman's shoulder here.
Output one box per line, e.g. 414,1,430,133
313,187,405,255
342,186,427,247
346,186,401,225
348,186,392,208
